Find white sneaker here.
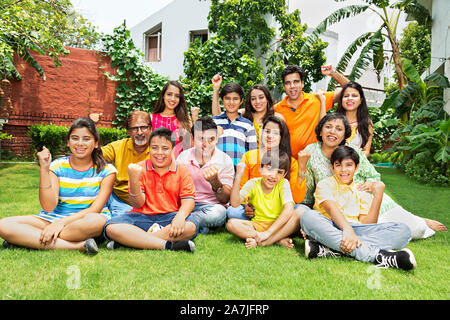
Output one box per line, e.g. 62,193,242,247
148,223,162,233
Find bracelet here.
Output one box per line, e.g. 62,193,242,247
298,171,307,179
129,190,142,197
39,184,52,189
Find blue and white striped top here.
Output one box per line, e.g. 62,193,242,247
213,112,257,166
36,156,117,222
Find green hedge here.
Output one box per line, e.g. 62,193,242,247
28,123,128,158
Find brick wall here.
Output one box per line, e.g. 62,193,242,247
0,47,117,157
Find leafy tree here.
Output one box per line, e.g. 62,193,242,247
183,0,327,106
101,24,168,127
0,0,101,80
306,0,431,91
399,21,431,76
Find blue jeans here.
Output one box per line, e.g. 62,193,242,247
190,203,227,234
300,210,412,262
106,192,133,217
103,211,199,241
226,205,249,221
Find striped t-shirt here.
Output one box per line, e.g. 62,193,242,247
213,112,257,166
37,156,117,222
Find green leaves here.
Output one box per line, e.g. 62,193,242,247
185,0,327,99
0,0,100,80
382,60,449,184
100,24,168,128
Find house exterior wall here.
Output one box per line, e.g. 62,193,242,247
130,0,387,108
130,0,211,80
0,47,117,157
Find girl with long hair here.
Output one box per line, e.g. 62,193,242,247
152,81,192,157
242,84,284,147
0,117,117,254
335,81,373,157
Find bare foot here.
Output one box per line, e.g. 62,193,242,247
245,237,258,249
424,219,447,232
277,238,294,249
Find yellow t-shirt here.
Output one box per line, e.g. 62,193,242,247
313,175,372,224
101,138,149,205
240,177,294,222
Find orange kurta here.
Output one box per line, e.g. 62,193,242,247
239,149,306,204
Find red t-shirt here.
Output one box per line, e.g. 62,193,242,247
130,160,196,215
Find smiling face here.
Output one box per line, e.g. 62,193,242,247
222,92,243,114
261,121,281,150
163,84,181,112
260,164,286,190
193,129,217,159
250,89,268,113
149,136,173,169
283,72,304,101
128,116,152,148
67,127,98,160
320,118,346,148
332,158,358,185
341,87,362,113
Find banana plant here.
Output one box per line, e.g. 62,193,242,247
383,58,449,170
302,0,431,91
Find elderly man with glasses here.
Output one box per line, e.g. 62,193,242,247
96,110,153,217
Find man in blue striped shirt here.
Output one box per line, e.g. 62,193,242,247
212,81,257,166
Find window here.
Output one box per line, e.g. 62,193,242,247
146,25,162,62
189,30,208,44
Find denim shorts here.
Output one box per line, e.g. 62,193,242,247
103,211,199,241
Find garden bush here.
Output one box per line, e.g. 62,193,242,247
28,123,127,158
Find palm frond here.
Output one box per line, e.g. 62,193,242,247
327,32,373,90
348,29,383,81
301,5,370,55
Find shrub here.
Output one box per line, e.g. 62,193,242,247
404,153,449,186
28,124,128,159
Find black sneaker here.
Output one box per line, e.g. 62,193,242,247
375,249,417,271
305,239,341,259
106,240,121,250
83,238,99,255
165,240,195,253
2,240,16,249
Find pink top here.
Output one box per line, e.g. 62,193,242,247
176,147,235,204
151,113,184,157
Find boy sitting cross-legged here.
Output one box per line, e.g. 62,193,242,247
104,127,198,252
300,145,417,271
227,151,299,249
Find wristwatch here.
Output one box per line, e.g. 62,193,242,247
214,186,223,194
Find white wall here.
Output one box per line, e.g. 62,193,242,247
429,0,450,74
130,0,211,80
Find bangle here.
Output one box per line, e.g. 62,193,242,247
298,171,307,179
129,190,142,197
39,184,52,189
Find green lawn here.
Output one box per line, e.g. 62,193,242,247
0,164,448,300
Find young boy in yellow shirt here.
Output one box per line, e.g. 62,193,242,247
227,151,299,249
300,146,417,271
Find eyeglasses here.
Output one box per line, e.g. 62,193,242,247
129,125,150,133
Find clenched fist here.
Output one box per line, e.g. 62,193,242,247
128,163,143,182
297,149,311,172
37,146,52,169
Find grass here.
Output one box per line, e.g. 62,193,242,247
0,163,449,300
